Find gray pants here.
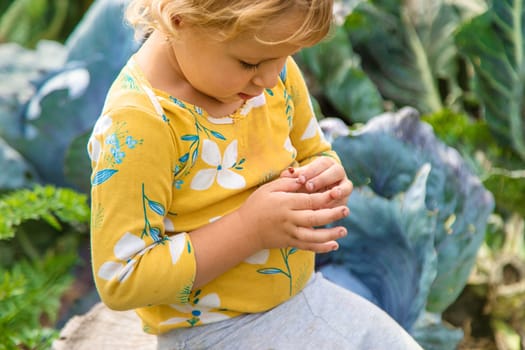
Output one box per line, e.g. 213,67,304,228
157,273,423,350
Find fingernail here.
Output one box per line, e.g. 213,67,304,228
288,167,295,174
306,181,314,191
296,175,306,184
339,228,347,237
332,244,339,251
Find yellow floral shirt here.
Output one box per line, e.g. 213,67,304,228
88,56,339,334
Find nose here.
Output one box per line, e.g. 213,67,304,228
251,59,286,89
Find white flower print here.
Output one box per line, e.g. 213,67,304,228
168,233,186,265
301,116,321,141
97,232,145,282
244,249,270,264
97,232,186,283
284,137,296,155
160,293,230,326
163,217,175,232
190,139,246,190
88,114,113,163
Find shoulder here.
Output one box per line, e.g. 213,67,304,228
281,56,305,86
103,74,155,115
96,65,176,138
95,63,173,145
279,56,312,109
279,57,311,101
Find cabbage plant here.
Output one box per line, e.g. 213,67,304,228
456,0,525,161
298,26,383,124
318,107,494,349
341,0,486,115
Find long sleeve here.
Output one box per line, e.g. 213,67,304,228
88,107,196,311
285,57,340,165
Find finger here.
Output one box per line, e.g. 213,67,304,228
292,205,350,228
293,158,335,185
288,237,341,254
292,225,347,243
266,176,303,193
285,191,331,210
303,163,346,193
328,179,353,201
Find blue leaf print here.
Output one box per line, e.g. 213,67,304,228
191,148,199,164
265,88,274,96
179,153,189,162
279,64,287,83
210,131,226,140
170,96,187,109
141,183,168,243
257,268,285,275
233,158,246,170
150,227,161,241
92,169,118,185
182,135,199,141
257,248,296,295
148,200,165,216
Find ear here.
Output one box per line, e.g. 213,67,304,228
172,15,182,27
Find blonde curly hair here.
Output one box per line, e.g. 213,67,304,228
125,0,333,46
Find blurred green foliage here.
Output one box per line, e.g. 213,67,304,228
0,0,94,48
0,185,90,349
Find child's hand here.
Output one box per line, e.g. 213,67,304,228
281,157,353,208
237,177,349,253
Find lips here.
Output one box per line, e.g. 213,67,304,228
238,93,256,100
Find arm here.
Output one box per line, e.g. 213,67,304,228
89,108,194,310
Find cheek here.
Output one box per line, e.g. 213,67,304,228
206,67,249,91
180,55,251,94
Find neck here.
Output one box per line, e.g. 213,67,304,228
134,31,184,94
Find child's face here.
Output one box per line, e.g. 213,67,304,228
170,18,303,105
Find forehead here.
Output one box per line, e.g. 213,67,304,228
253,6,308,43
226,35,301,61
224,9,305,58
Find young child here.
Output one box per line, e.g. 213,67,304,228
87,0,423,348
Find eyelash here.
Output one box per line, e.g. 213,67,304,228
240,61,259,71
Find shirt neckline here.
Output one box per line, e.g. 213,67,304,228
128,55,259,121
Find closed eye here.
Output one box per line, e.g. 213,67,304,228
239,60,259,71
